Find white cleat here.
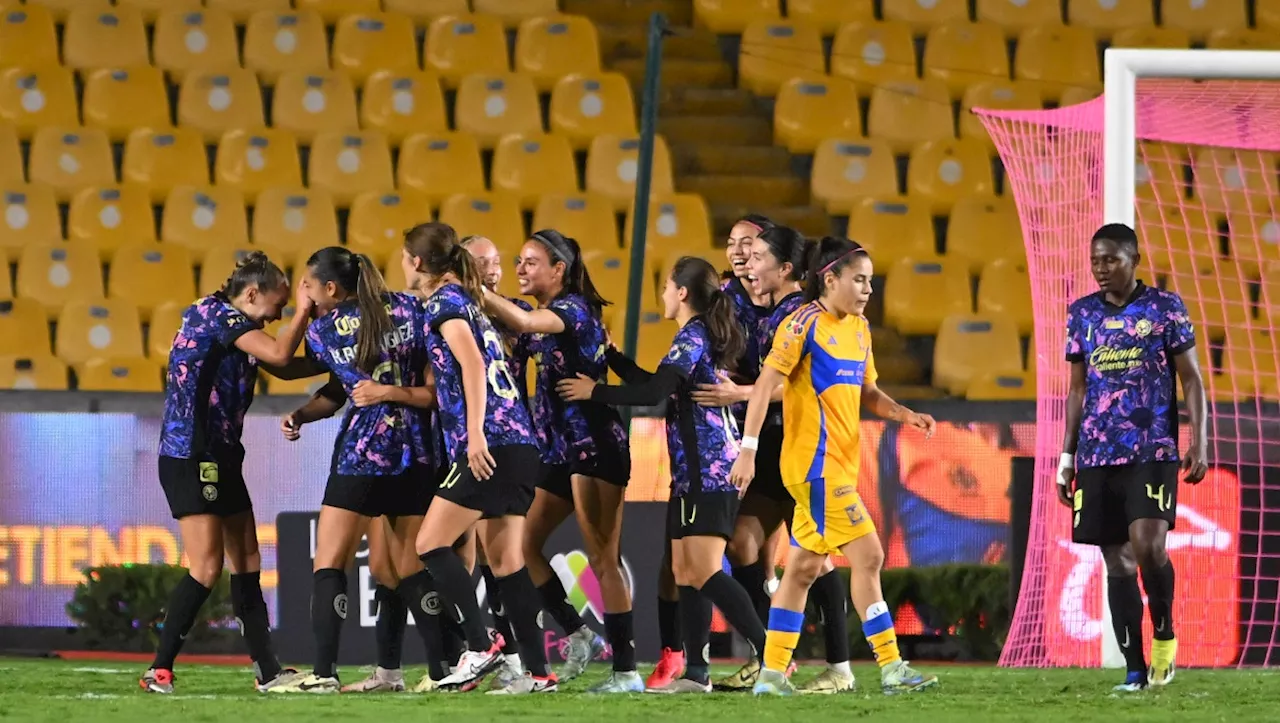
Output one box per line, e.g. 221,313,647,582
341,667,405,693
485,672,558,695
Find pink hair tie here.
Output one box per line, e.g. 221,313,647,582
739,221,763,233
819,249,859,276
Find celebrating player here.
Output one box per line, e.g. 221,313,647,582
483,230,639,692
730,237,939,696
559,256,767,694
1057,223,1208,691
141,251,310,694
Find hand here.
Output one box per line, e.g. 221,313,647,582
293,282,315,319
556,373,596,401
904,410,937,439
351,380,390,407
691,372,746,408
1057,459,1075,508
468,430,497,481
729,451,756,498
281,412,302,442
1181,443,1208,483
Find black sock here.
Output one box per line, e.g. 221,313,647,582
398,570,448,680
677,585,712,683
152,574,212,671
810,568,851,664
700,570,766,659
311,568,348,678
1142,560,1177,641
482,565,518,655
230,571,282,682
421,547,489,650
374,584,407,670
657,596,681,652
537,576,587,634
1108,574,1147,673
731,561,770,627
496,568,551,677
442,618,467,664
603,611,636,672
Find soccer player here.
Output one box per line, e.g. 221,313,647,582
483,230,639,692
141,251,310,694
1057,223,1208,691
731,237,939,696
559,256,768,694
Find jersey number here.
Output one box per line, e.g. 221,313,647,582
481,329,520,401
371,360,403,387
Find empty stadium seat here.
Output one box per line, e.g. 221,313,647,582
273,71,360,144
1226,206,1280,280
68,185,156,261
965,369,1034,400
385,0,469,28
532,193,620,252
923,22,1009,100
252,188,340,265
347,190,432,265
28,0,110,24
0,353,67,390
830,21,917,94
478,0,560,26
515,16,602,93
633,314,679,369
0,123,19,185
63,7,149,72
959,81,1042,150
243,10,330,86
739,21,832,98
29,127,116,203
1066,0,1153,40
786,0,873,35
907,138,995,214
57,299,145,365
0,5,58,69
1206,28,1280,51
153,9,242,83
17,242,104,317
332,12,419,84
549,72,638,151
582,248,647,314
947,195,1024,271
0,66,78,140
207,0,290,24
82,68,171,143
491,133,579,210
1057,85,1102,107
123,129,210,205
1135,202,1218,277
0,299,52,356
425,14,510,90
1013,25,1099,104
975,0,1061,37
1163,0,1247,42
1261,0,1280,33
162,186,250,253
295,0,380,24
694,0,780,34
382,251,411,292
0,184,61,261
585,134,676,211
774,77,862,154
109,244,196,323
361,71,449,146
398,132,486,204
178,69,266,143
811,138,898,215
213,128,302,204
881,0,967,34
1134,142,1188,203
1165,259,1251,343
309,131,396,207
454,73,544,149
0,259,8,301
847,196,937,268
149,301,186,361
1224,326,1280,400
1110,26,1191,49
867,80,954,155
883,258,971,335
933,312,1023,396
437,192,526,251
624,194,715,269
197,243,287,295
977,258,1033,335
121,0,204,21
76,356,162,391
1193,147,1277,215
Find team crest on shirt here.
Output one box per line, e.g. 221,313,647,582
844,502,866,526
1135,319,1153,338
786,317,805,336
202,484,218,502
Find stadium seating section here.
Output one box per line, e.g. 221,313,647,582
0,0,1263,398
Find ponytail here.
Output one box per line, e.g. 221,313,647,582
222,249,286,298
404,221,488,307
450,244,487,308
670,256,744,371
531,229,611,317
353,254,393,374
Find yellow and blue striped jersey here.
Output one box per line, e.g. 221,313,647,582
763,302,877,489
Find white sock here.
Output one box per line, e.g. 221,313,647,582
830,661,853,677
504,653,523,671
865,601,889,619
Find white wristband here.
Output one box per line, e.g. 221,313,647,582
1057,453,1074,485
741,436,759,451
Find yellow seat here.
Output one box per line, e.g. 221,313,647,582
1163,0,1246,43
63,7,149,72
153,9,241,84
0,255,9,301
959,81,1042,150
109,244,196,322
785,0,873,35
883,257,971,335
28,0,111,23
0,299,52,355
491,133,579,210
947,195,1024,272
738,21,825,98
0,5,58,69
831,21,917,95
965,369,1034,400
1222,326,1279,396
0,66,78,140
923,22,1009,100
474,0,560,27
0,122,20,185
1057,85,1102,107
933,312,1023,396
1134,142,1188,203
294,0,381,24
273,71,360,145
0,184,62,262
332,12,419,85
29,127,117,204
308,130,396,208
773,77,862,154
1165,259,1250,344
906,138,995,214
975,0,1061,37
694,0,780,34
1013,25,1099,104
1207,28,1280,51
382,251,411,292
846,196,937,268
1226,205,1280,280
454,73,544,149
385,0,470,28
56,299,145,365
82,68,171,143
253,188,340,266
17,242,104,318
243,10,330,86
425,14,510,90
398,132,487,205
0,353,68,389
623,193,715,270
1110,25,1191,50
881,0,967,35
549,72,638,151
515,15,602,93
1135,201,1217,278
977,258,1033,335
866,79,954,155
162,186,250,254
68,185,157,261
810,138,898,215
437,192,526,251
213,128,302,205
1260,0,1280,32
197,243,287,295
347,190,433,266
149,300,187,361
178,69,267,144
1193,147,1277,215
533,193,620,252
361,70,449,147
582,248,644,313
117,0,202,23
585,134,675,211
76,356,162,392
123,128,211,204
634,313,679,370
1066,0,1153,40
207,0,291,24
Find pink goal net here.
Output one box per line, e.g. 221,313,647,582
978,81,1280,668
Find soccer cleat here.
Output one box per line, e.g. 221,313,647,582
269,673,340,693
489,657,525,691
645,648,685,690
645,676,712,694
412,673,442,693
799,667,856,695
1113,671,1149,693
139,668,174,694
880,660,938,695
438,644,504,690
713,659,759,691
341,666,405,693
559,626,606,681
586,670,645,694
752,667,796,696
1149,638,1177,686
485,672,558,695
256,668,303,693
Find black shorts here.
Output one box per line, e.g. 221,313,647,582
667,490,739,541
1072,462,1179,547
159,454,253,520
323,464,436,519
435,444,540,518
743,424,790,505
536,447,632,503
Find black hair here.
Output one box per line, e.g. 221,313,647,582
405,222,487,306
735,214,776,235
670,256,745,372
305,246,391,374
803,236,869,303
1091,222,1140,257
221,250,287,298
529,228,611,316
757,225,813,282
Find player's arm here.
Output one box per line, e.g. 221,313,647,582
350,367,438,409
690,376,783,406
727,364,783,494
235,283,315,367
258,356,327,380
605,345,653,384
483,289,566,335
281,374,344,441
1173,349,1208,482
1057,361,1087,506
861,380,936,437
440,318,496,480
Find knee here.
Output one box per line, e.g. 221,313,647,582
1102,546,1138,577
1133,536,1168,569
726,533,758,568
584,546,620,579
851,544,884,577
785,558,822,589
189,556,224,588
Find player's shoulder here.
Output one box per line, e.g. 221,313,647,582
1067,292,1102,316
509,296,533,312
780,301,823,336
1146,285,1187,310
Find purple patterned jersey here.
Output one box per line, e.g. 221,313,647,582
525,293,629,465
160,293,261,459
758,291,805,427
305,292,429,476
662,318,741,496
721,275,769,424
423,284,535,461
1065,282,1196,469
502,296,534,406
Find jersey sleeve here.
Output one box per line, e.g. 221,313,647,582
764,310,813,377
1163,294,1196,356
1064,304,1085,363
304,327,329,370
863,326,878,385
211,302,258,347
547,295,588,335
659,322,706,379
425,289,469,331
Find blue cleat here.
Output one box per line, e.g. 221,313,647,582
1113,671,1148,693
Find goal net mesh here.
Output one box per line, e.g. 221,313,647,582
978,80,1280,668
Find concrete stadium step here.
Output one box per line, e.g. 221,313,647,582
671,144,792,176
709,204,832,238
658,116,772,146
681,175,810,209
596,24,724,63
561,0,694,28
658,87,764,116
613,58,736,90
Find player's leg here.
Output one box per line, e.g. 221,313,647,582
415,496,493,666
762,526,784,596
142,513,223,694
479,516,558,695
477,538,524,689
647,535,685,690
342,516,408,693
719,498,787,690
799,553,855,695
222,508,298,691
681,530,767,694
1127,462,1179,686
383,512,454,692
753,542,823,696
